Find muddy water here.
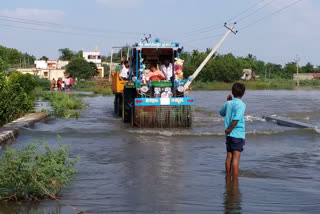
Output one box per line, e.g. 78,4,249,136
1,90,320,214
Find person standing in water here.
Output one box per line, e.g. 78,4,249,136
220,82,246,177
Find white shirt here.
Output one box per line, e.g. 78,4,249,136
160,63,173,81
120,65,129,79
64,78,70,86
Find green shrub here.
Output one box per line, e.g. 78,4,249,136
41,92,83,118
0,141,78,201
0,80,34,125
8,72,37,94
34,76,51,91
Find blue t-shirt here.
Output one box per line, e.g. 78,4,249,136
219,98,246,139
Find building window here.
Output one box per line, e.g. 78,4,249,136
44,72,48,77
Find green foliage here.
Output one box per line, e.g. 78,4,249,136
0,45,35,68
66,58,98,80
0,140,78,201
8,72,37,94
0,57,8,79
0,73,35,125
34,76,51,91
39,56,49,61
58,48,75,61
74,79,113,96
41,92,84,118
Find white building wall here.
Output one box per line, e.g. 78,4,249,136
58,60,69,69
83,51,102,66
35,60,47,69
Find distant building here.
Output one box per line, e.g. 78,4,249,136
83,50,104,77
293,73,319,80
35,60,47,69
47,60,58,69
57,60,69,69
83,51,102,67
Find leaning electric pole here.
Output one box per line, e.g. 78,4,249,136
294,55,300,87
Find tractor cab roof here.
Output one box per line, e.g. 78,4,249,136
132,39,181,51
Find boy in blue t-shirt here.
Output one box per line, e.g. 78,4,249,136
220,82,246,176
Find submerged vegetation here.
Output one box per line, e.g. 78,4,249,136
41,92,84,118
0,140,77,202
74,79,113,96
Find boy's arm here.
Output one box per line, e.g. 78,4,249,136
219,103,227,117
225,120,239,134
220,95,232,117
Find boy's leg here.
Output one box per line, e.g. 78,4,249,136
225,152,233,174
232,151,241,177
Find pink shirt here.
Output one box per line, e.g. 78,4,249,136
147,70,165,79
70,77,74,84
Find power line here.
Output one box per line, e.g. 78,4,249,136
225,0,266,23
0,15,145,35
178,0,268,36
0,24,140,40
182,33,225,43
238,0,303,31
236,0,275,22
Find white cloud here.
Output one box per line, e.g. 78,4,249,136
96,0,144,8
0,8,65,22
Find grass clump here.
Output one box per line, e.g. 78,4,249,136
74,79,113,96
42,92,84,118
0,141,78,202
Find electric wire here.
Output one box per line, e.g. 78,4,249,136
0,24,140,40
0,15,145,35
235,0,276,23
238,0,303,31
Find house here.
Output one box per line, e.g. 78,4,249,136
35,60,47,69
83,50,104,77
47,60,58,69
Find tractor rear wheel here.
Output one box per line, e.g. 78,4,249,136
114,94,123,117
122,88,136,123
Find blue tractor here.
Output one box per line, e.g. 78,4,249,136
113,39,195,128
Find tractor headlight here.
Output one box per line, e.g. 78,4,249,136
141,86,149,93
154,87,161,93
165,87,171,92
177,86,185,93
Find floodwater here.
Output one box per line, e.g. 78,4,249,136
1,90,320,214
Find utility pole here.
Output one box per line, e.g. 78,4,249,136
295,55,300,87
268,67,271,84
264,68,266,82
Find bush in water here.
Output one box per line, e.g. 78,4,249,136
42,92,83,118
0,141,78,201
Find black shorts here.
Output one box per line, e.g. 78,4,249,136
226,136,245,153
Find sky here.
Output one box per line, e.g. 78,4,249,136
0,0,319,66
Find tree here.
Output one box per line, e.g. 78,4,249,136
0,57,8,78
40,56,49,61
66,58,98,80
301,62,314,73
88,62,99,77
283,62,297,79
58,48,75,61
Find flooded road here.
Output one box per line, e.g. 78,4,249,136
1,90,320,214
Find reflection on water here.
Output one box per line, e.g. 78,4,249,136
224,175,241,214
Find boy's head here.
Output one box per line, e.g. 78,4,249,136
232,82,246,98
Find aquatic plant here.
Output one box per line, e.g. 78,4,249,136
41,92,84,118
0,141,78,202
